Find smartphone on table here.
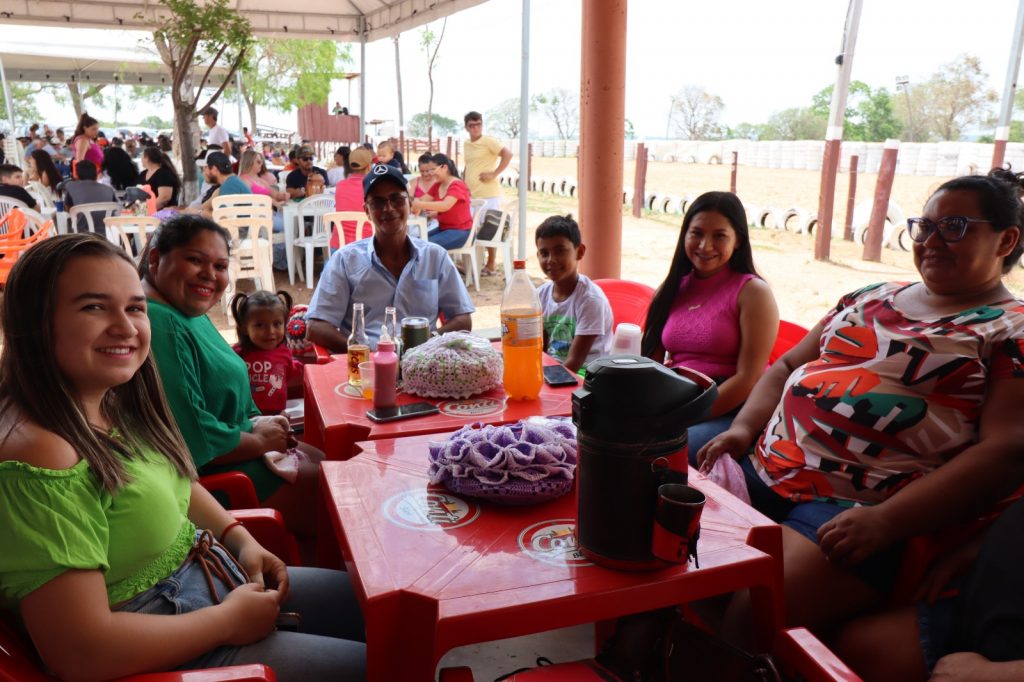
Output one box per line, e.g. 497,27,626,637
366,402,441,423
543,364,580,387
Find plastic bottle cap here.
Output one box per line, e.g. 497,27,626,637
513,260,526,269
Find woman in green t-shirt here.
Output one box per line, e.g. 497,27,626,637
0,235,365,680
139,214,324,548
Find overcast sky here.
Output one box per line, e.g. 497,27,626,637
2,0,1020,139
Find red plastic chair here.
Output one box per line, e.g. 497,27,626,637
888,489,1023,606
200,471,261,509
229,508,302,567
767,319,809,365
773,628,862,681
592,278,656,330
0,614,276,682
312,343,336,364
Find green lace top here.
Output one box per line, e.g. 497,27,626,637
0,446,195,608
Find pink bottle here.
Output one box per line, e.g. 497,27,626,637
372,327,398,410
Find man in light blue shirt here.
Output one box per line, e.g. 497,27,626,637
306,164,475,351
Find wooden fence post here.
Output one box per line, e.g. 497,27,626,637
862,140,900,262
843,154,859,241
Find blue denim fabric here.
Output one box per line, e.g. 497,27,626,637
428,226,470,250
739,455,905,595
115,533,366,680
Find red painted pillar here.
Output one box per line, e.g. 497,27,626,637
863,140,900,262
632,142,646,218
993,138,1008,170
579,0,627,279
843,154,859,241
730,151,738,194
815,138,841,261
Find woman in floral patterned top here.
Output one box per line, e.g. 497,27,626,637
699,173,1024,655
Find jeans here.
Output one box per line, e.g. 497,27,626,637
272,212,287,271
428,226,470,249
686,414,737,468
116,534,366,681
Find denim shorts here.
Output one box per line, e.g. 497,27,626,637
739,456,906,595
917,582,962,672
114,531,246,669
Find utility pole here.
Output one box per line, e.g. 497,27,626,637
815,0,864,262
993,0,1024,169
895,75,912,143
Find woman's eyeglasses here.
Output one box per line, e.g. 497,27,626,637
906,216,990,243
366,193,408,211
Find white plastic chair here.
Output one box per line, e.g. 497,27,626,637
407,216,428,239
473,200,517,283
218,216,275,314
212,194,277,262
292,194,336,287
0,196,30,223
322,211,373,248
446,198,487,293
68,202,121,235
104,215,161,263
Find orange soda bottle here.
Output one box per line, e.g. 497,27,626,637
501,260,543,400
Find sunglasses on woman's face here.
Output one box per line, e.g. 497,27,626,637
906,216,990,243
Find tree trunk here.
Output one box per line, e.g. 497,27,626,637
67,82,83,119
173,101,201,204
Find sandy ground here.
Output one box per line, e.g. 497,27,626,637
210,160,1023,338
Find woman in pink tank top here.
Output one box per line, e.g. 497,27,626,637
71,112,104,168
641,191,779,461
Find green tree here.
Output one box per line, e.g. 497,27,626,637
810,81,902,141
0,83,45,123
486,97,521,138
146,0,253,201
624,118,636,140
407,112,459,138
139,114,174,130
669,85,725,140
240,39,352,132
760,107,827,140
47,83,108,120
420,19,447,145
896,55,997,141
725,122,766,140
531,88,579,140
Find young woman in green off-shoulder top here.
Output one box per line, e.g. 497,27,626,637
0,234,365,681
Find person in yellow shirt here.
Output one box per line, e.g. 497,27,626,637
462,111,512,276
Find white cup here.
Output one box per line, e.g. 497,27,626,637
612,323,642,356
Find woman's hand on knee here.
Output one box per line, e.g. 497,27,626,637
220,583,280,646
696,427,751,473
817,505,895,566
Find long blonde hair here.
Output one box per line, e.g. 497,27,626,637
239,149,265,177
0,234,197,491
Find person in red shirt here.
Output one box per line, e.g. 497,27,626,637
332,147,374,250
230,290,304,415
411,152,473,249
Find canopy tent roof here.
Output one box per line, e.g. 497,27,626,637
0,0,489,42
0,42,236,86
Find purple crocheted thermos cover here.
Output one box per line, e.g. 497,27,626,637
428,419,578,505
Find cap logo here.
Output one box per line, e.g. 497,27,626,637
373,164,389,175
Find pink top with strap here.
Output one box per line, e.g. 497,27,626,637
73,135,104,167
661,268,756,378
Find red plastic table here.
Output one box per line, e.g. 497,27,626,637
320,432,785,681
303,345,576,459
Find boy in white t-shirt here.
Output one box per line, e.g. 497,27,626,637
535,214,614,374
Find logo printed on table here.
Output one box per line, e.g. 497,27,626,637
333,383,363,399
517,519,593,567
382,488,481,532
438,397,506,418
